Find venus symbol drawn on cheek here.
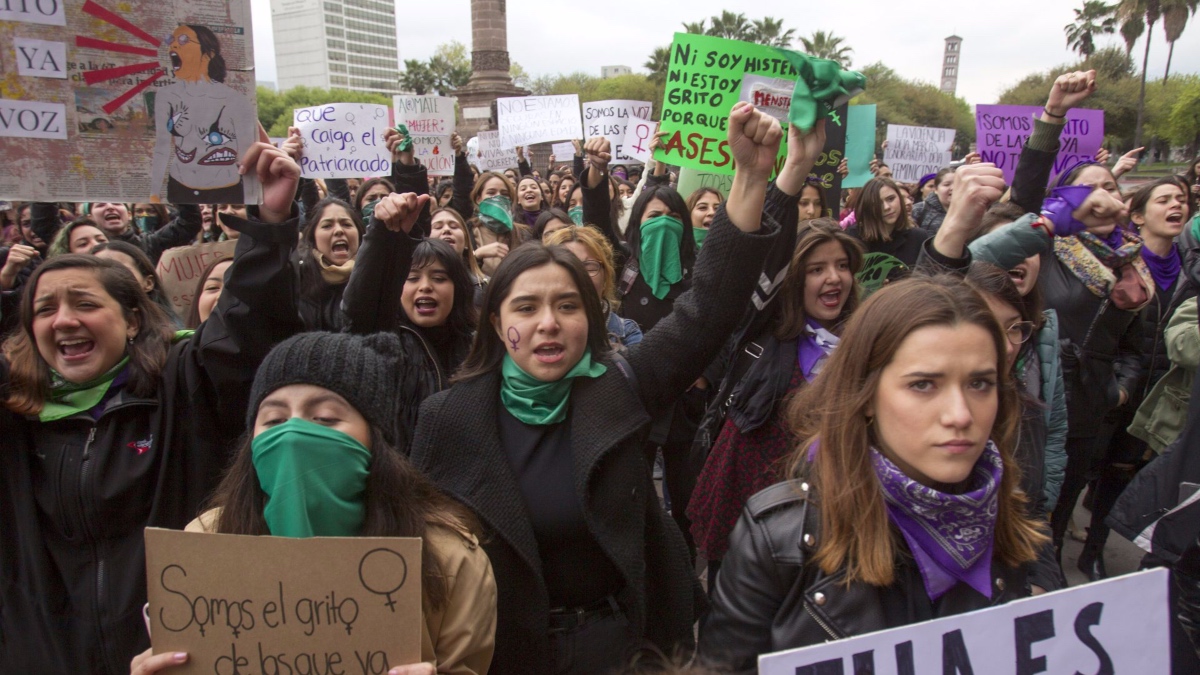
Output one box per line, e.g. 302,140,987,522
507,327,521,351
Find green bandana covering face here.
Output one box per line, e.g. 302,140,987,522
392,123,413,152
361,199,380,221
568,206,584,225
500,349,607,425
693,227,709,249
478,195,514,234
252,417,371,538
40,356,129,422
774,49,867,132
638,214,685,300
134,215,160,234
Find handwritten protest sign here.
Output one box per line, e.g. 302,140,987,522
843,104,876,188
145,527,422,675
476,130,518,172
677,167,734,199
583,99,653,164
0,0,261,203
551,141,575,161
496,94,583,149
805,103,847,219
976,105,1104,184
883,124,955,183
759,567,1168,675
293,103,391,179
155,240,236,316
655,32,797,176
622,117,655,165
394,95,455,176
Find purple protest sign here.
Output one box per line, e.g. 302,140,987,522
975,105,1104,184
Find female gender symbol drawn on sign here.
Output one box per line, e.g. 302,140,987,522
358,548,408,612
630,123,653,155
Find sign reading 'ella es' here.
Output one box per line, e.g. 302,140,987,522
144,528,422,675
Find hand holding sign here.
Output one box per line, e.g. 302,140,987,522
1045,70,1097,118
384,127,414,166
373,193,430,234
451,132,464,156
777,118,827,196
282,127,304,162
621,118,656,165
240,124,301,224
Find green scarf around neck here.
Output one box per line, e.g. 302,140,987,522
500,349,607,425
40,356,129,422
638,214,684,300
693,226,709,250
252,417,371,538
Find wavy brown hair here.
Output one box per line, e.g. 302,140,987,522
469,171,517,209
854,177,915,244
774,219,865,340
3,255,175,414
785,275,1046,586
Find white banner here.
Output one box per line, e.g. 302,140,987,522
293,103,391,179
759,568,1170,675
883,124,956,183
476,130,517,173
583,99,653,165
496,94,582,149
394,94,455,176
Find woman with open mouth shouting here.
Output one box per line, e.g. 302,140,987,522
408,101,784,675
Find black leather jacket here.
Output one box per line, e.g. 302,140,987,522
699,481,1030,674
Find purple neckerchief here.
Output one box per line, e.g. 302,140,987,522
796,320,838,382
1040,185,1094,237
1142,243,1181,291
870,442,1003,602
90,368,130,420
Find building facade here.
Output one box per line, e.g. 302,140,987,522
601,65,631,79
271,0,399,96
940,35,961,95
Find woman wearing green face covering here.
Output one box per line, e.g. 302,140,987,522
132,331,497,675
409,101,785,675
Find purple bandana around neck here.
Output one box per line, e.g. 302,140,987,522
870,443,1003,602
1141,243,1181,291
796,319,839,382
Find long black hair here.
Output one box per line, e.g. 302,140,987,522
625,184,695,281
186,25,226,82
297,197,366,300
402,238,479,340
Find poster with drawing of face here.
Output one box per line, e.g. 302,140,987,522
0,0,261,204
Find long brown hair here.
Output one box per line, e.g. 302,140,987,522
854,177,914,243
786,275,1045,586
207,425,478,611
774,219,864,340
430,206,485,281
3,255,175,414
469,171,517,208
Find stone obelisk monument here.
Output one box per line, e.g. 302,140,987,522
455,0,529,138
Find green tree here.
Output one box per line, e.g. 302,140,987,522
644,46,671,85
399,41,471,96
510,62,531,90
800,30,854,68
852,63,974,154
1065,1,1117,58
257,86,392,137
399,59,435,95
748,17,795,47
706,11,751,40
1161,0,1198,82
1114,0,1163,147
1166,77,1200,152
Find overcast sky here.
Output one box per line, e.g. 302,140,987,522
249,0,1200,106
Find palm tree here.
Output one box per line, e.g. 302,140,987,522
749,17,796,48
682,20,706,35
1161,0,1198,82
1065,1,1117,57
800,30,854,68
644,46,671,85
707,11,752,40
1115,0,1162,147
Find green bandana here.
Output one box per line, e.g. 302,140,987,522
693,226,709,250
478,195,514,233
500,349,607,425
362,199,379,221
638,215,685,300
1191,215,1200,245
393,123,413,152
775,49,866,132
40,356,129,422
568,206,584,225
252,417,371,538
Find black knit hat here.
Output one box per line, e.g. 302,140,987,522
247,332,402,443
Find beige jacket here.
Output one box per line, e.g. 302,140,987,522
186,510,497,674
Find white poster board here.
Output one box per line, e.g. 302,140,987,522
394,94,455,176
883,124,956,183
496,94,582,149
758,568,1170,675
293,103,391,179
621,116,655,165
475,130,517,173
582,99,652,165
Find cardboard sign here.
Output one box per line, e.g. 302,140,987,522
476,130,518,173
805,103,847,219
843,104,876,188
759,568,1169,675
677,167,734,198
144,528,423,674
583,99,653,165
551,141,575,161
293,103,391,179
976,105,1104,184
883,124,956,183
739,74,794,123
622,117,655,165
0,0,261,203
496,94,583,149
394,95,455,177
155,239,236,316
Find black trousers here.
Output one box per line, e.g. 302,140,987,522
548,605,637,674
1050,435,1105,548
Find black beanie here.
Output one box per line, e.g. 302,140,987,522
247,332,402,443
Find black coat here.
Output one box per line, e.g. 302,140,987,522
110,204,203,265
0,211,304,674
700,482,1030,675
410,207,779,674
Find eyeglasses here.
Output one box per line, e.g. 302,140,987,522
165,33,191,47
582,260,602,277
1005,321,1035,345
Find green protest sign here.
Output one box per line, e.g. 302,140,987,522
844,104,877,188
